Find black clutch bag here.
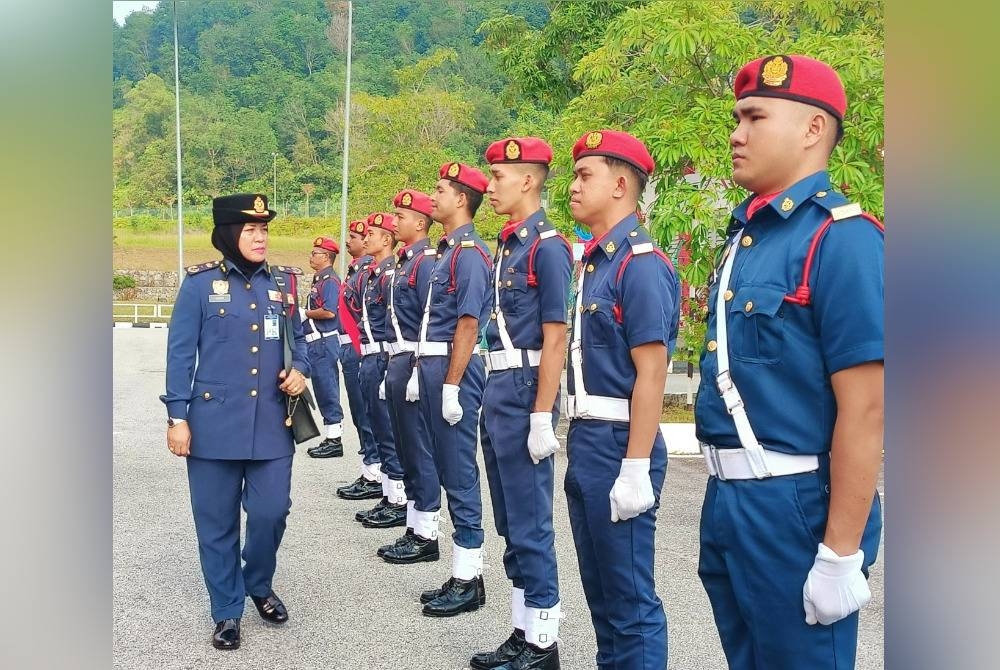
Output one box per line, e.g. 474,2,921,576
276,273,320,445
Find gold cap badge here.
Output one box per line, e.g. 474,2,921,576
505,140,521,160
761,56,790,87
585,132,603,149
314,237,323,246
253,195,266,213
401,192,412,206
374,214,384,226
447,162,460,178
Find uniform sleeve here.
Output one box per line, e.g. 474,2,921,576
454,247,491,321
811,216,884,373
535,238,572,324
619,252,677,350
160,275,201,419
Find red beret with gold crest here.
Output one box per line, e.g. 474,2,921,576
439,162,489,194
733,54,847,122
571,130,655,177
312,236,339,254
349,219,368,236
484,137,553,166
393,190,433,216
366,212,398,234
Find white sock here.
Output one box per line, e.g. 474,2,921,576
452,543,482,581
511,587,526,631
326,422,343,439
525,602,560,648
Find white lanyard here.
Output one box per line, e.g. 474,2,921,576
569,262,589,407
361,264,392,344
388,258,406,345
492,240,517,353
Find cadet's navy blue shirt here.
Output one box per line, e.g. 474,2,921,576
344,254,374,341
694,171,884,454
308,265,342,334
362,255,398,344
161,259,310,460
485,208,572,351
390,238,436,342
568,213,679,400
425,223,492,341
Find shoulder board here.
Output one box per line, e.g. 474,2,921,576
460,240,476,248
274,265,304,275
539,229,558,240
625,228,654,254
423,248,437,256
810,189,850,209
186,260,221,275
829,202,863,221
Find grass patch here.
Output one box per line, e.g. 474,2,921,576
113,231,324,271
661,403,694,423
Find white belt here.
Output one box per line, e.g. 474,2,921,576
361,341,387,356
387,340,417,356
416,341,450,357
700,444,819,481
306,329,340,343
485,348,542,372
566,394,630,422
338,334,353,345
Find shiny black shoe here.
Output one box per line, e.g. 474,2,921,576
355,497,389,522
470,629,526,669
494,642,560,669
377,529,414,558
361,501,408,528
421,576,485,617
383,535,439,564
308,437,343,458
212,618,241,650
250,591,288,624
420,574,486,605
337,477,383,500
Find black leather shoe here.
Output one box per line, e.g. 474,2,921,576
355,497,388,522
337,477,383,500
421,576,485,617
307,438,343,458
383,535,439,564
470,629,526,669
420,574,486,605
494,642,560,669
377,529,414,558
361,501,408,528
212,618,241,650
250,591,288,624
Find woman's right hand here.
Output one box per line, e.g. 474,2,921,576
167,422,192,457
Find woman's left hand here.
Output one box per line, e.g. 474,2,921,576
278,368,306,396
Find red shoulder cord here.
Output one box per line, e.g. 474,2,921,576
448,244,491,293
408,254,427,287
611,248,674,323
783,212,884,306
287,272,298,317
525,233,572,288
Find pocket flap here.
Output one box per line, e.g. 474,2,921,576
192,381,227,403
729,285,786,318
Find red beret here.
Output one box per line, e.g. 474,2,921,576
439,162,489,194
733,54,846,122
312,236,339,254
349,219,368,236
393,189,433,216
367,212,397,234
571,130,655,177
485,137,553,165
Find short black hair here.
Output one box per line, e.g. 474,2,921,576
450,181,483,217
602,156,648,196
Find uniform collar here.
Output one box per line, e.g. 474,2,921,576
350,254,374,273
398,237,431,261
314,265,334,282
438,223,475,252
500,208,547,246
584,213,639,260
371,254,395,275
733,171,832,224
219,258,270,280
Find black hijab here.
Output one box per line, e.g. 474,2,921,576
212,223,264,278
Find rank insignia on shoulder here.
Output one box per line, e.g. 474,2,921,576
274,265,304,275
424,248,437,256
830,202,863,221
460,240,476,248
186,260,222,275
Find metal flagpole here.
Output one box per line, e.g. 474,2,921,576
172,0,185,288
338,1,353,277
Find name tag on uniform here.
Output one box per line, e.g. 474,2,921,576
264,314,280,340
267,290,295,305
208,294,231,302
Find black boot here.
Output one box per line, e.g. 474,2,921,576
337,477,383,500
420,574,486,605
382,534,439,564
355,497,389,523
421,576,485,617
494,642,560,669
377,529,413,558
307,437,343,458
211,618,241,650
470,629,526,669
361,501,408,528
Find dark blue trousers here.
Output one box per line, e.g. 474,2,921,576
360,352,401,480
564,420,668,670
481,367,559,608
386,352,440,511
698,460,882,670
340,342,377,465
186,455,293,623
417,355,485,548
307,337,344,425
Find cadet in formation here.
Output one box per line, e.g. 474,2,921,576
162,193,311,650
695,54,884,670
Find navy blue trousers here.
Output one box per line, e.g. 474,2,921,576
340,342,377,465
417,355,485,548
386,352,440,512
186,455,293,623
698,459,882,670
480,366,559,608
564,420,668,670
359,353,401,480
307,337,343,425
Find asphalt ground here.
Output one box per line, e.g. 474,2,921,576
113,329,884,669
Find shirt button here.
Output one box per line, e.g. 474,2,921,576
741,235,753,247
251,368,258,375
724,289,734,301
251,346,259,353
816,190,828,197
203,391,212,399
250,303,257,309
245,283,251,290
250,389,257,397
589,303,598,312
586,264,595,273
503,249,510,256
251,323,259,331
744,301,753,312
707,340,717,352
218,308,225,315
506,280,512,287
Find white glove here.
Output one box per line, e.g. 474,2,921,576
803,543,871,625
442,383,463,425
527,412,559,464
405,366,420,402
378,375,386,400
609,458,655,522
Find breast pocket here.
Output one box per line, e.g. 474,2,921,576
728,285,786,364
581,293,619,349
204,305,238,342
191,380,227,406
499,271,529,315
430,273,451,307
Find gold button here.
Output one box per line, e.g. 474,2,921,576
741,235,752,247
707,340,717,352
436,254,442,260
251,368,258,375
586,264,595,273
251,323,259,331
589,303,598,311
506,280,512,287
218,308,225,315
497,281,502,287
250,303,257,309
629,230,638,237
250,389,257,397
245,283,251,290
724,289,734,301
503,249,510,256
578,305,584,313
816,190,828,197
203,391,211,399
251,346,259,353
490,312,497,320
745,301,753,312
